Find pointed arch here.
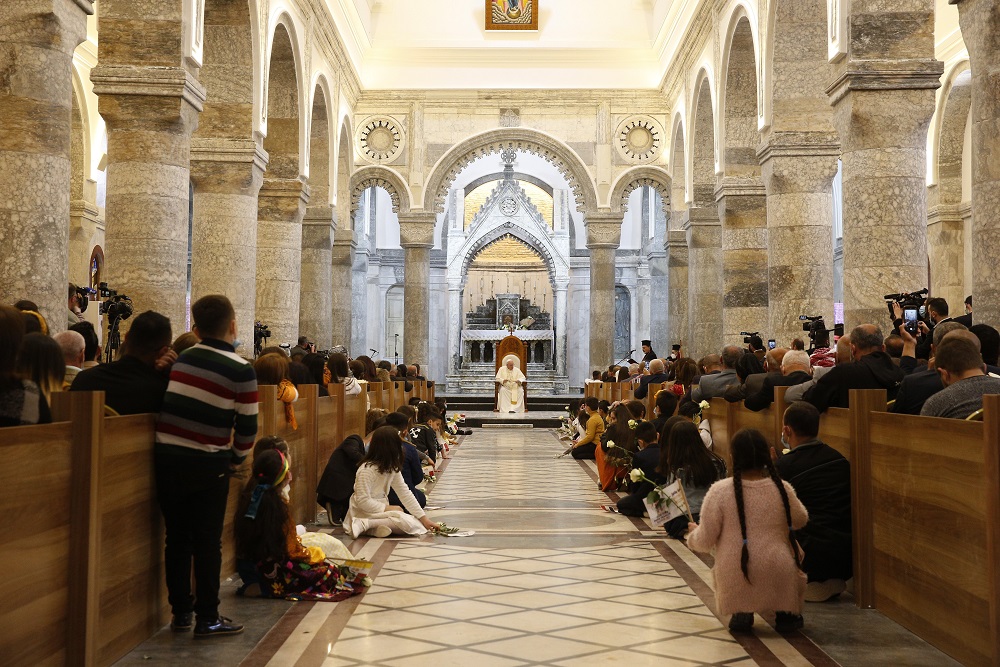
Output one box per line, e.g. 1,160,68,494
350,165,412,216
263,12,306,176
423,128,598,214
720,11,761,178
307,75,333,206
459,222,562,286
691,72,718,206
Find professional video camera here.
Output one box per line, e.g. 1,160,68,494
799,315,844,352
740,331,762,346
253,321,271,357
97,282,133,321
72,284,97,313
96,282,132,363
883,288,928,317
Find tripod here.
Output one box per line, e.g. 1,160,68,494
105,315,124,364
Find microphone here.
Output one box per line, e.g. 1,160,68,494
370,348,378,355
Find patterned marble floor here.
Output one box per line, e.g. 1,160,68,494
118,429,961,667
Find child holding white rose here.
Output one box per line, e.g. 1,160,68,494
657,421,727,539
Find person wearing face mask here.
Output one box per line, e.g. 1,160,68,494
773,401,852,603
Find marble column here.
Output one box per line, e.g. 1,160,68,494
828,3,942,328
189,139,266,346
399,214,436,369
759,140,839,347
447,280,463,376
950,0,1000,325
330,229,356,350
585,213,623,374
926,203,966,312
666,229,689,352
90,65,205,331
554,280,569,380
0,0,92,327
256,178,309,346
686,206,723,359
717,179,768,347
351,245,370,356
301,206,335,349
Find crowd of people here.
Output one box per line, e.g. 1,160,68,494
5,287,998,641
1,289,454,639
571,295,998,634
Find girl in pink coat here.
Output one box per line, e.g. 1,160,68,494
687,428,809,633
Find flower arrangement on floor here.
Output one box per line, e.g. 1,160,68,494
263,558,374,602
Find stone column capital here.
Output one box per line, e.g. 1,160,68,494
665,230,688,248
827,61,945,105
260,177,311,206
757,134,840,164
398,214,436,248
583,212,623,249
686,206,721,227
714,177,766,202
91,64,207,114
191,138,268,170
303,205,335,227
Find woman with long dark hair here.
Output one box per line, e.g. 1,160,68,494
344,426,441,538
0,306,50,426
234,449,369,601
595,402,637,491
327,352,361,396
687,428,808,634
656,421,726,539
15,332,65,405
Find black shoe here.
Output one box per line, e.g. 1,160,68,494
193,616,244,639
775,612,803,633
170,612,193,632
728,612,754,633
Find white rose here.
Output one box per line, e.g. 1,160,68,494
629,468,644,483
699,400,710,411
606,440,615,449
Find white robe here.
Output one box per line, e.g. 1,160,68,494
495,364,526,413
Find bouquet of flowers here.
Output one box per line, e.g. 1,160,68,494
692,400,710,425
604,440,633,469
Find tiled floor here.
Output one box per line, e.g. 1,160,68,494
118,428,961,667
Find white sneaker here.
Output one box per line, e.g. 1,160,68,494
805,578,846,602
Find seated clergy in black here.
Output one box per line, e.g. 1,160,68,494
744,350,813,412
70,310,173,415
805,324,904,413
775,401,852,602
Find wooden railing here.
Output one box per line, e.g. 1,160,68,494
0,381,378,667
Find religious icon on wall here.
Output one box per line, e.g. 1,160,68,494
486,0,538,31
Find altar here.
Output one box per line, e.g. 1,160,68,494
446,293,569,394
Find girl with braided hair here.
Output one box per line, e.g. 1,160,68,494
687,428,809,634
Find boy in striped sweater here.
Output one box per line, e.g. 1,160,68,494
154,294,258,638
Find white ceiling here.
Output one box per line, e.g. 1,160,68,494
325,0,679,89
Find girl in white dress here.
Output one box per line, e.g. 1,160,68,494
345,426,442,538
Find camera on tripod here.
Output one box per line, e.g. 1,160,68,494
799,315,843,351
97,283,133,321
72,284,96,313
253,321,271,357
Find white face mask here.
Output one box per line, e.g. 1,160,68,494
280,483,291,503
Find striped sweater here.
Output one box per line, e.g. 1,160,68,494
155,339,259,459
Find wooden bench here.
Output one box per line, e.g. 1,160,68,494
0,384,366,667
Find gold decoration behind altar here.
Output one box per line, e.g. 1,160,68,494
466,236,551,314
465,180,553,229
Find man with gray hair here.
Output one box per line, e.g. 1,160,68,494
692,345,742,402
53,330,86,389
805,325,904,413
634,357,668,400
744,349,814,412
892,321,967,415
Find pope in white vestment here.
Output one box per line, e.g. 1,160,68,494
495,354,526,413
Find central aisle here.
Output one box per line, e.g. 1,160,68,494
287,428,762,667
